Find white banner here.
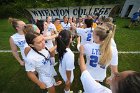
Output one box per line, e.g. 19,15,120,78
27,5,116,20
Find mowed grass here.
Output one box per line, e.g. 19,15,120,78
0,18,140,93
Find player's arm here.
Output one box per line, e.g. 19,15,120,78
27,71,46,89
44,34,58,40
49,45,57,53
106,48,118,85
106,65,118,85
110,65,118,76
79,45,86,73
24,47,31,56
9,37,24,66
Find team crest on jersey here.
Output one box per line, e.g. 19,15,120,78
17,40,26,47
42,59,47,65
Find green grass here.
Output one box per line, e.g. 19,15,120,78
0,17,140,93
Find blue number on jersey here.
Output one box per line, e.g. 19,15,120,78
86,33,92,41
90,55,98,67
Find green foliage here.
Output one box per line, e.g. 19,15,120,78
0,0,126,18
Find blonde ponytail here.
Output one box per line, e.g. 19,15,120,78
112,24,116,39
94,25,113,66
99,30,112,66
8,17,14,24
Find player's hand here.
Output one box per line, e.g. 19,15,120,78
106,76,112,85
37,81,46,89
19,60,25,66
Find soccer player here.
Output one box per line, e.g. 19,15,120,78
24,31,61,93
9,18,26,66
56,30,75,93
79,45,140,93
81,25,118,82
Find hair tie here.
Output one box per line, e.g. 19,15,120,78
106,30,110,33
32,24,37,32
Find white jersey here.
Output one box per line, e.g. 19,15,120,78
48,23,56,32
59,48,75,83
11,33,26,60
111,38,117,48
43,31,54,49
83,43,118,82
61,22,71,30
81,70,112,93
76,28,94,45
25,48,56,88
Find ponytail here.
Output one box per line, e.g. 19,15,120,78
99,30,112,66
56,35,67,61
94,26,113,66
31,47,50,61
56,30,71,61
8,17,20,30
112,25,116,39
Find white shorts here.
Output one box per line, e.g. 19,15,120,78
39,76,55,88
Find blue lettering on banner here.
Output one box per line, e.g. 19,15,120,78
73,9,78,15
27,5,115,20
31,11,38,16
44,10,50,16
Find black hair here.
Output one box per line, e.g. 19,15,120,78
63,16,67,19
84,19,93,28
36,20,44,34
117,72,140,93
56,30,71,61
25,31,50,61
55,18,60,21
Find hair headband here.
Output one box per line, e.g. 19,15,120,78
32,24,37,32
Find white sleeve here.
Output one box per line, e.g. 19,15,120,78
25,58,35,72
111,39,117,48
76,28,84,36
52,24,57,31
61,22,64,28
81,70,111,93
65,53,75,71
110,47,118,66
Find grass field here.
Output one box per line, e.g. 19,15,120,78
0,17,140,93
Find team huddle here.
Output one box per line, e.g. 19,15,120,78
9,15,140,93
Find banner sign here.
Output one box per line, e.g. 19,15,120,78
27,5,116,20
